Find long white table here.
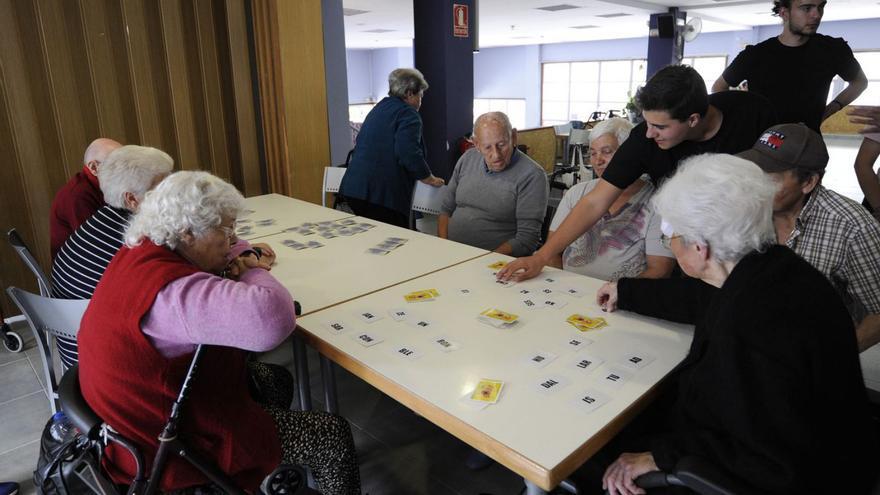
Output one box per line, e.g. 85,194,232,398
257,216,488,316
295,255,694,492
239,194,354,240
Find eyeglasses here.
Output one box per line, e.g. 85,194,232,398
660,233,682,250
217,221,237,240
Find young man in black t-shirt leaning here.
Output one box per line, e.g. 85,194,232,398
498,65,779,282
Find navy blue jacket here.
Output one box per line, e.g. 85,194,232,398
339,96,432,216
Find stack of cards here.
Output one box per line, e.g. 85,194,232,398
366,237,409,255
478,308,519,329
470,379,504,405
403,288,439,303
487,260,508,272
281,239,324,250
566,314,608,331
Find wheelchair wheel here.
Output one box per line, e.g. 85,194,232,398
260,464,307,495
2,330,23,353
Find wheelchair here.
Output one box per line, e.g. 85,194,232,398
57,344,315,495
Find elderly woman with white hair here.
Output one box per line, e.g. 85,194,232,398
548,118,674,280
77,171,360,494
340,67,445,227
592,154,877,495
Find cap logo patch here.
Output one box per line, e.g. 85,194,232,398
758,130,785,150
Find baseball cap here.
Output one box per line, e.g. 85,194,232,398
736,123,829,173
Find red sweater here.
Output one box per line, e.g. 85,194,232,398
78,241,281,491
50,167,104,258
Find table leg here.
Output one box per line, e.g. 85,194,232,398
292,335,312,411
320,355,339,414
524,479,548,495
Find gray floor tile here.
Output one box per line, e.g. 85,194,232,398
0,360,43,404
0,392,51,455
0,439,39,494
0,322,34,366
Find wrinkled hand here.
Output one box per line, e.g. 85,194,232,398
251,242,276,269
495,254,546,282
848,106,880,134
596,281,619,313
225,253,261,280
602,452,658,495
421,175,445,187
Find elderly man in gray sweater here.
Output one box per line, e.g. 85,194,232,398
438,112,549,256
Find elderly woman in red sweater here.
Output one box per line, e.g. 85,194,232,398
77,171,360,494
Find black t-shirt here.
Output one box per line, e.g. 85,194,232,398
722,34,861,132
602,91,778,189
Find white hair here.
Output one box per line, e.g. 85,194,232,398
652,153,777,263
473,111,513,139
589,117,633,147
97,145,173,209
388,68,428,98
125,171,245,249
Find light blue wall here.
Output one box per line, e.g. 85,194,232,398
473,45,541,126
346,50,373,103
347,18,880,127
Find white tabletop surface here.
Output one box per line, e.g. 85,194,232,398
239,194,354,240
295,256,694,489
259,217,489,315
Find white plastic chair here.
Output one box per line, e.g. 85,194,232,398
409,181,446,230
6,287,90,413
322,166,347,208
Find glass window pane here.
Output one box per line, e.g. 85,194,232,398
543,63,570,83
854,85,880,106
570,100,599,121
543,82,570,101
599,82,630,106
632,60,647,85
570,83,599,102
570,62,599,82
600,60,632,82
543,101,569,121
855,52,880,79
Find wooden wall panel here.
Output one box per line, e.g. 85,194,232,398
0,0,266,315
253,0,331,205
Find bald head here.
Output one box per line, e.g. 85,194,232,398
472,111,518,172
83,138,122,177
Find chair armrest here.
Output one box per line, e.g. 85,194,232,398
674,456,754,495
58,366,103,441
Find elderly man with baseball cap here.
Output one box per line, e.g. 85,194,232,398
738,123,880,353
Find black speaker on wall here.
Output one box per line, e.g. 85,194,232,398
657,14,675,38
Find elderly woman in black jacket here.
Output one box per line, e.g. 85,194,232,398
596,153,878,495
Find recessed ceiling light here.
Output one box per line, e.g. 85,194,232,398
571,25,599,29
536,4,581,12
597,13,631,18
363,29,395,33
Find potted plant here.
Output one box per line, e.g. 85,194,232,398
625,90,643,125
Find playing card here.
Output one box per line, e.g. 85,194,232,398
320,231,337,239
356,310,383,324
570,353,604,374
306,241,324,249
406,318,435,330
570,388,610,414
404,290,435,303
389,345,423,360
385,237,408,244
456,288,473,296
358,223,375,229
487,260,508,270
519,296,541,310
366,247,391,255
560,336,592,352
618,351,657,370
534,375,570,395
541,297,567,309
562,287,585,298
255,219,276,226
470,379,504,404
598,367,633,389
430,335,460,352
388,308,409,321
566,314,608,331
322,320,350,335
522,350,559,369
477,308,520,329
494,278,517,288
351,331,384,347
337,218,357,226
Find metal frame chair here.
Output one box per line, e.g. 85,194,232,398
6,286,89,413
321,166,346,208
7,228,52,296
409,180,445,230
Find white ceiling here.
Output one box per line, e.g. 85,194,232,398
342,0,880,49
